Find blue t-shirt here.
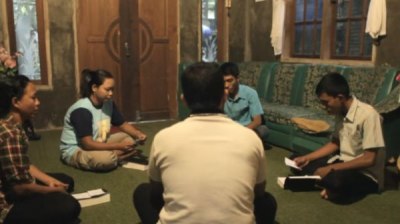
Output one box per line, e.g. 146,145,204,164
59,98,124,162
224,84,264,126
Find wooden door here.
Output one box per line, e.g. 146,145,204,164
132,0,178,120
76,0,178,121
76,0,122,107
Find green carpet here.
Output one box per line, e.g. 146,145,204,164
28,121,400,224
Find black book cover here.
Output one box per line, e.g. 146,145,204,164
278,176,321,192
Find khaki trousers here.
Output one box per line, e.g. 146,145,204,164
69,132,135,171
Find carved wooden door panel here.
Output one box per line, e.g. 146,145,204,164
130,0,178,120
76,0,123,108
77,0,178,121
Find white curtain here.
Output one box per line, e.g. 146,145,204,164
270,0,285,56
365,0,387,39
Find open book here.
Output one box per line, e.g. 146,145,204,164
277,176,321,191
72,188,110,207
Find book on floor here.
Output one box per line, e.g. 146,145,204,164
72,188,110,207
121,154,149,171
277,175,321,192
122,162,148,171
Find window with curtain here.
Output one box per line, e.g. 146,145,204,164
289,0,372,61
6,0,48,84
201,0,218,62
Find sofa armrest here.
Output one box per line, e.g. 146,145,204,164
374,84,400,114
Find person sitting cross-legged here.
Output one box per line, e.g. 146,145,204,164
60,69,147,172
292,72,385,203
221,62,271,149
0,75,81,224
133,62,277,224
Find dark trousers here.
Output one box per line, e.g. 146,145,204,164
133,183,277,224
4,173,81,224
290,155,378,202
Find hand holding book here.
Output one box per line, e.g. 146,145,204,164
279,157,321,191
284,157,302,170
277,176,321,191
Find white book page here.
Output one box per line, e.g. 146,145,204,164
289,175,321,179
122,162,148,171
284,157,302,170
72,192,91,200
72,188,106,200
88,189,106,197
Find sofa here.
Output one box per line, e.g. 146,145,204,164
177,62,400,156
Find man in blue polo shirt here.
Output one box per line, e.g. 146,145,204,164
221,62,270,149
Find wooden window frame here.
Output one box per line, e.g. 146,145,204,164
282,0,376,66
292,0,322,58
216,0,228,61
331,0,370,60
4,0,51,86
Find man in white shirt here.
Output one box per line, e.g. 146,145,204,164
133,62,277,224
293,72,385,203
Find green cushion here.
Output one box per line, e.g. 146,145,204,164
374,66,398,104
270,63,297,105
302,64,345,111
265,120,295,134
238,62,270,88
290,65,309,106
264,124,294,149
345,66,386,104
256,62,279,99
262,102,318,125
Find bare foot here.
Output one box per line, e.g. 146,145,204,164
320,189,329,200
387,157,396,166
388,157,396,163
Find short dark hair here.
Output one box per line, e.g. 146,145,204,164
220,62,239,78
181,62,224,114
0,75,30,118
315,72,350,98
80,69,113,98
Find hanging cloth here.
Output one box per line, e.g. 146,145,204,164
270,0,286,55
365,0,386,39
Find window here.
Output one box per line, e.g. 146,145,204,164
285,0,373,63
201,0,218,62
293,0,323,57
201,0,228,62
332,0,372,59
5,0,49,84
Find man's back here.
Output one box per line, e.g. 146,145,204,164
148,114,265,224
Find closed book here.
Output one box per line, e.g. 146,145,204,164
121,154,148,171
72,188,110,207
122,162,148,171
277,175,321,191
